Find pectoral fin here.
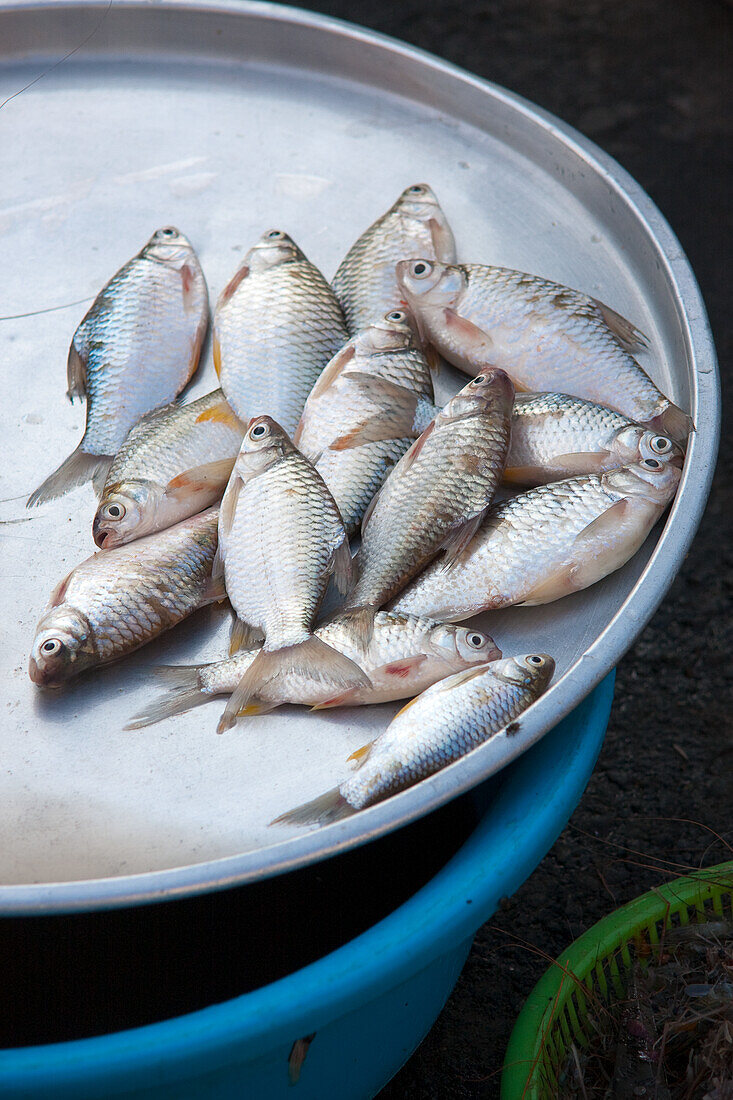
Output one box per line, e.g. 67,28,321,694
329,372,420,450
166,458,236,498
308,344,355,401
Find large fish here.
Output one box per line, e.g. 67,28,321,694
215,416,369,732
397,259,691,442
332,183,457,334
214,230,347,436
272,653,554,826
27,227,209,506
125,613,501,728
93,390,244,548
392,446,682,621
28,508,221,686
338,370,514,641
294,310,435,533
505,393,685,486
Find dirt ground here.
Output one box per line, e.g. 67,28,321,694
291,0,732,1094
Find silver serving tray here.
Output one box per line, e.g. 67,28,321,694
0,0,719,913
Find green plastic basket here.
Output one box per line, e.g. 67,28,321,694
501,860,733,1098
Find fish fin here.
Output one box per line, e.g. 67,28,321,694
213,333,222,380
217,637,371,732
66,342,87,402
328,373,420,450
308,344,356,402
360,484,384,535
510,377,531,394
125,683,210,729
47,571,73,608
399,418,435,472
310,689,357,710
592,298,650,350
271,787,354,827
26,448,112,507
392,694,422,719
214,471,243,576
645,403,693,446
165,458,236,497
331,535,354,596
503,451,613,486
439,510,487,567
347,740,374,765
332,606,377,650
237,698,282,717
442,308,494,358
200,574,228,605
428,216,456,262
194,402,243,431
423,343,443,377
229,617,261,655
502,464,553,486
375,654,429,679
218,263,250,306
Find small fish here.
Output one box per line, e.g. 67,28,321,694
27,227,209,506
272,653,554,826
214,230,347,436
215,416,370,732
93,390,244,548
392,446,682,621
397,259,691,442
338,370,514,642
332,183,457,334
125,614,501,728
505,393,685,486
294,310,436,533
28,508,222,686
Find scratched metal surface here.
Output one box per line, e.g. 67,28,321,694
0,0,718,912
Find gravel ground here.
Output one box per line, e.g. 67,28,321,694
291,0,732,1094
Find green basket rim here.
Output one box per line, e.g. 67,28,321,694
500,859,733,1099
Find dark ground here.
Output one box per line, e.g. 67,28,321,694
288,0,733,1095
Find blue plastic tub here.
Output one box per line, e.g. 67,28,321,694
0,674,613,1099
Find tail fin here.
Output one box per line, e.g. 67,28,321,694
646,402,693,446
270,786,354,827
125,667,210,729
27,446,112,507
328,606,376,651
216,634,371,734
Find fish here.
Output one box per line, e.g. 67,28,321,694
125,613,501,728
28,508,222,686
213,230,348,436
391,444,683,621
93,390,244,548
293,309,436,533
215,416,370,732
332,183,457,334
337,370,514,642
272,653,554,826
27,227,209,507
396,259,691,442
505,393,686,486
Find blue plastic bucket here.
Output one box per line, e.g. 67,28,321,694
0,674,614,1099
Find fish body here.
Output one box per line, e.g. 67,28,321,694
28,508,221,686
93,390,244,548
397,260,690,442
506,393,685,486
214,230,347,436
216,416,369,731
273,653,554,825
28,227,209,506
332,183,457,334
125,614,501,728
341,370,514,631
392,448,682,621
314,439,415,536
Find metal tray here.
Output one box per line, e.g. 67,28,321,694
0,0,719,913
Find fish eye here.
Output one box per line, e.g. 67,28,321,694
473,375,486,385
41,638,62,655
102,502,126,520
158,227,177,238
407,185,426,194
250,423,268,439
266,230,284,240
643,458,661,469
386,310,405,322
466,632,487,649
411,261,433,278
651,436,672,454
526,655,545,667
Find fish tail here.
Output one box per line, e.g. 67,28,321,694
270,786,354,827
124,670,210,729
216,635,371,734
330,606,377,650
646,402,693,447
26,446,112,507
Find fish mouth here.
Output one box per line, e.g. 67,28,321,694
28,656,59,687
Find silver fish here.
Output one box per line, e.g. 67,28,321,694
216,416,370,732
27,227,209,506
28,508,221,686
294,310,436,533
339,370,514,640
214,230,348,436
125,613,501,728
332,183,457,334
392,447,683,621
397,259,691,442
505,393,685,486
272,653,554,826
93,390,244,548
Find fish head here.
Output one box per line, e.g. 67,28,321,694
609,426,685,469
609,448,683,503
142,226,195,267
29,608,97,686
442,368,515,422
496,653,555,693
429,623,502,668
93,482,158,549
393,184,456,260
356,310,417,354
246,229,304,273
236,415,291,473
396,259,465,312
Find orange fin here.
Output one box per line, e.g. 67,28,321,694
347,740,374,764
195,402,243,430
213,333,222,380
392,694,421,720
229,617,261,656
502,464,551,486
166,458,236,496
